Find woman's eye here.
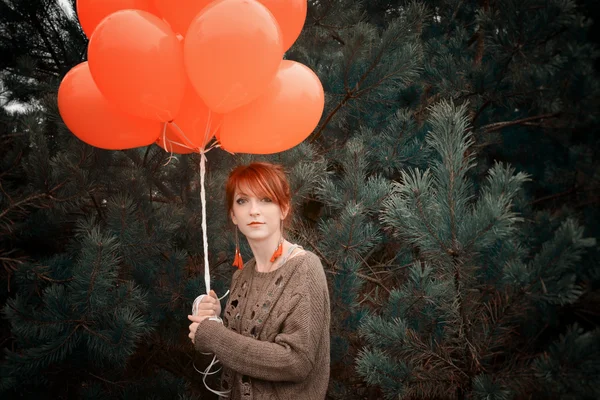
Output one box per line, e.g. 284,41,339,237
262,198,272,202
236,198,246,204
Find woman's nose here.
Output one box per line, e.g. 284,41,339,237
249,200,260,215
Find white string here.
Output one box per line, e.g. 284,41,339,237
192,291,230,316
163,121,224,293
164,120,214,294
161,122,168,150
191,291,231,397
161,123,178,166
199,150,211,293
194,353,231,397
162,119,232,396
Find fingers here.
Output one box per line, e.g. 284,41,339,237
194,303,219,316
196,301,217,310
201,294,217,304
195,295,219,313
189,294,220,346
188,314,210,323
194,309,217,318
188,322,197,343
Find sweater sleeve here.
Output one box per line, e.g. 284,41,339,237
194,257,329,383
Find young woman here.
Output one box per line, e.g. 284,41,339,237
188,162,330,399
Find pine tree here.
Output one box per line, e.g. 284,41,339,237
2,0,600,399
291,1,600,397
0,0,85,105
355,100,599,399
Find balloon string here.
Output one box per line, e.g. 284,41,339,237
200,150,210,294
161,122,177,166
161,122,168,150
164,118,225,156
193,354,231,397
170,120,196,149
160,120,224,293
162,121,231,396
204,110,213,149
191,294,231,397
197,141,230,395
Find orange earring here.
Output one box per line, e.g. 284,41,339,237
233,227,244,269
269,220,284,262
269,239,283,262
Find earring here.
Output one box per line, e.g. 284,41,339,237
269,220,284,262
233,227,244,269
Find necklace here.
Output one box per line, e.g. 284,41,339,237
262,243,300,273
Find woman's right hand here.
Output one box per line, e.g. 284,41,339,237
194,290,221,318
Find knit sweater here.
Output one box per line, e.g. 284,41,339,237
194,250,330,400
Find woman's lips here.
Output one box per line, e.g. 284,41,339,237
248,222,264,226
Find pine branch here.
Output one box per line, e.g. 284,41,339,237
405,330,471,379
355,251,392,294
25,9,61,76
529,186,577,206
89,193,105,222
0,193,48,221
481,113,560,133
6,300,82,327
122,150,179,201
415,193,447,252
0,256,24,270
89,372,128,388
311,16,421,143
41,4,72,71
290,226,387,291
452,254,477,381
309,92,352,143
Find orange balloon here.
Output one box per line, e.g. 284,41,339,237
88,10,186,122
219,60,324,154
164,81,223,150
259,0,307,51
58,62,162,150
184,0,284,113
76,0,158,38
153,0,214,36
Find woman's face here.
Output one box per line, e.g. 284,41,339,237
230,184,287,242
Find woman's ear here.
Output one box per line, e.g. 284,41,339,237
230,211,237,225
281,203,290,220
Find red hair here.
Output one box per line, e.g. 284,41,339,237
226,162,292,221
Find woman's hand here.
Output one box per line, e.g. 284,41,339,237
188,290,221,344
188,314,210,344
194,290,221,318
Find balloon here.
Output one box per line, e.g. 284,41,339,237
184,0,284,113
88,10,186,122
219,60,324,154
76,0,159,38
164,82,223,150
153,0,214,36
259,0,307,51
58,62,162,150
154,81,223,153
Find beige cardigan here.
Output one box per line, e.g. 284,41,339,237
194,250,330,399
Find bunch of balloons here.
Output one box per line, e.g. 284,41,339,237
58,0,324,154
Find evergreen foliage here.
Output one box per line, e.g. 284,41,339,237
356,101,598,399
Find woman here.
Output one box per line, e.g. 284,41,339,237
188,162,330,399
